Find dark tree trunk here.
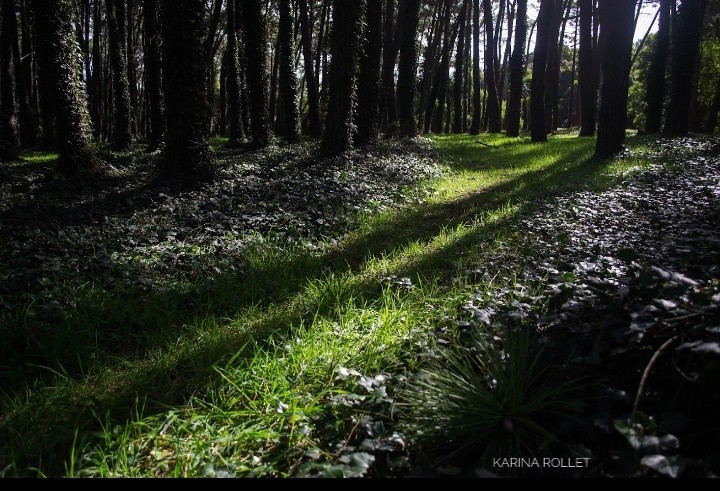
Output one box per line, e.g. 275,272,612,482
90,0,102,140
566,3,578,127
644,0,670,133
356,0,382,145
469,0,481,134
160,0,213,183
30,0,97,174
530,0,554,142
277,0,299,140
498,0,514,113
379,0,399,134
143,0,163,150
544,0,565,134
664,0,706,136
224,0,241,142
426,11,460,135
319,0,364,155
240,0,270,148
452,0,469,133
578,0,595,136
298,0,321,137
397,0,421,138
483,0,501,133
506,0,527,137
127,0,138,135
106,0,133,148
595,0,635,157
1,0,19,150
268,30,280,130
417,1,445,132
5,0,34,146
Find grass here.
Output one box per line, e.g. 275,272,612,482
0,132,654,477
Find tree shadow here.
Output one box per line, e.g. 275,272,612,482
0,139,610,475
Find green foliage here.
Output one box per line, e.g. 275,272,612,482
628,34,658,130
398,329,584,473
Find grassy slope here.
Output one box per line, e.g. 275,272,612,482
1,133,651,477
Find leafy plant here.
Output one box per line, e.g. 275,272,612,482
398,329,584,474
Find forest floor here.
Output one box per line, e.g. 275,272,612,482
1,133,719,477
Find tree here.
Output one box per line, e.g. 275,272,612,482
452,0,470,133
143,0,163,151
319,0,364,155
277,0,299,140
160,0,214,183
505,0,527,137
530,0,555,142
298,0,322,137
469,0,482,134
106,0,133,148
0,0,19,151
379,0,399,134
240,0,270,148
30,0,97,175
664,0,707,135
397,0,421,138
644,0,671,133
595,0,636,157
356,0,383,145
578,0,596,136
4,0,34,146
483,0,502,133
224,0,243,143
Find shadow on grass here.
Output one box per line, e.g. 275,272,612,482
0,136,611,475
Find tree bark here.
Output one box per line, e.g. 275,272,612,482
276,0,299,140
5,0,35,146
506,0,527,137
240,0,270,148
452,0,469,133
578,0,595,136
142,0,163,150
595,0,635,157
544,0,566,134
106,0,133,148
397,0,421,138
1,0,19,150
530,0,554,142
160,0,213,183
644,0,671,133
482,0,501,133
356,0,382,145
664,0,706,136
319,0,364,155
298,0,321,137
469,0,482,134
379,0,399,134
30,0,97,174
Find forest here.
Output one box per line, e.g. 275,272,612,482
0,0,719,478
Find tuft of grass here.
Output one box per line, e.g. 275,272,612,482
398,329,585,474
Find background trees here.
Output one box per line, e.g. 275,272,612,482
1,0,716,175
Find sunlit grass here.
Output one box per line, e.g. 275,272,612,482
0,131,655,477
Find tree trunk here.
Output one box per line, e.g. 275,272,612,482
276,0,299,140
379,0,399,134
530,0,554,142
469,0,482,134
142,0,163,150
595,0,635,157
106,0,133,148
160,0,213,183
240,0,270,148
482,0,501,133
452,0,469,133
1,0,19,150
5,0,35,146
356,0,382,145
644,0,670,133
417,1,446,132
397,0,421,138
544,0,566,134
578,0,595,136
30,0,97,174
127,0,138,135
319,0,364,155
298,0,321,137
664,0,706,136
506,0,527,137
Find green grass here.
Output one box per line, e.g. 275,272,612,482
0,132,654,477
